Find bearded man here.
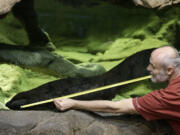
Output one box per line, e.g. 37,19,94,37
54,46,180,134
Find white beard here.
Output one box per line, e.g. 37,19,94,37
151,69,169,83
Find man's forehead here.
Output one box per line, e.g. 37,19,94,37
149,46,178,66
149,57,155,66
151,49,167,60
152,47,177,58
149,52,162,66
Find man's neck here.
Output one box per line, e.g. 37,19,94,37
169,71,180,81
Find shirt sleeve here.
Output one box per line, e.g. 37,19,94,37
132,89,178,121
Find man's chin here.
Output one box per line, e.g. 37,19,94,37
151,78,168,83
151,78,158,83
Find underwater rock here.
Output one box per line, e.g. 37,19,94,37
133,0,180,9
0,44,105,78
0,0,21,15
0,110,174,135
6,48,153,110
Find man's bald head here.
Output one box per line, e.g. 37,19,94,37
151,46,179,68
152,46,179,62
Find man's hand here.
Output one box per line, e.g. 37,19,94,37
53,99,76,111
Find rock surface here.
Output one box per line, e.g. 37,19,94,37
0,0,21,15
133,0,180,8
0,44,105,78
1,0,180,16
0,110,174,135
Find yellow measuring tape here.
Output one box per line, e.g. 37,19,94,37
21,75,151,108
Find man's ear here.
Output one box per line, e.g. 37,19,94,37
166,66,174,75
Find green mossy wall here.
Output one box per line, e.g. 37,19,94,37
0,0,180,109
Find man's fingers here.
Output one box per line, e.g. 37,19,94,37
53,98,74,111
54,101,61,109
54,99,64,111
54,99,62,103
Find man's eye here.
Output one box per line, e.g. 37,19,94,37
150,64,155,69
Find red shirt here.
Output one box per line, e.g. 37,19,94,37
133,75,180,135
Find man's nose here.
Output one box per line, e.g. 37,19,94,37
147,65,151,71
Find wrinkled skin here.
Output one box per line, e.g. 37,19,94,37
6,49,153,110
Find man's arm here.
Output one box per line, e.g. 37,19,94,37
54,98,139,114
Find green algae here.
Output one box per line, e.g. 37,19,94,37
0,1,180,108
96,37,167,61
0,13,28,45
